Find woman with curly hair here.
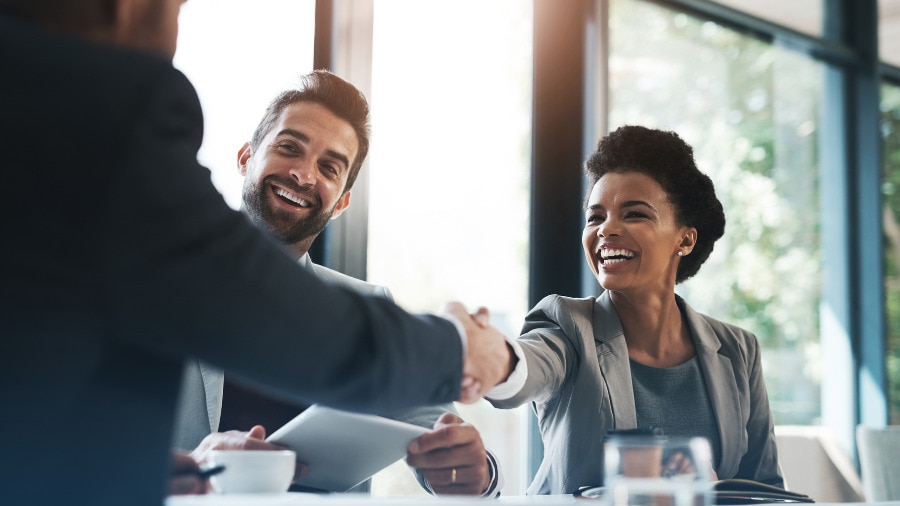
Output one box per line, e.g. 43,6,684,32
488,125,783,494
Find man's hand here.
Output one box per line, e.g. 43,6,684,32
406,413,492,495
191,425,309,480
442,302,513,403
168,450,205,496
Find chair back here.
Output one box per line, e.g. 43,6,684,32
774,425,864,502
856,425,900,501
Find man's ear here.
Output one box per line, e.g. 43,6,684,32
237,142,253,176
106,0,136,43
330,191,352,220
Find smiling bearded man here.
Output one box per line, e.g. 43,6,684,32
242,170,339,246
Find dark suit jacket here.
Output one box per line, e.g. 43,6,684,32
0,14,462,506
489,291,783,494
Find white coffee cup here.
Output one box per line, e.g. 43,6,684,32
206,449,296,494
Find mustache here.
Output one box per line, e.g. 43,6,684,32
265,175,321,208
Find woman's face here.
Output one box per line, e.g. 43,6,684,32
582,171,696,294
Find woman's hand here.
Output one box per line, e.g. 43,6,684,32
662,451,717,480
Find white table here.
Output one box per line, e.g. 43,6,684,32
167,493,578,506
167,494,900,506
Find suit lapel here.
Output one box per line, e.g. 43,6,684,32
199,362,225,433
679,297,742,477
593,291,637,429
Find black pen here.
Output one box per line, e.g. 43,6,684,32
173,464,226,481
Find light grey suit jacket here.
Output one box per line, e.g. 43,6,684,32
172,256,479,492
489,291,783,495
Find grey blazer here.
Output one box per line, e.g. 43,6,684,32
172,256,476,492
489,291,783,494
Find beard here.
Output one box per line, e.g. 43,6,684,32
241,175,337,245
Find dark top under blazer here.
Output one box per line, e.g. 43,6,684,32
0,14,462,506
489,291,783,494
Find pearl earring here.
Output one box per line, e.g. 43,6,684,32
677,251,683,257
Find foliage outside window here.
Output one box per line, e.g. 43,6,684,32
881,83,900,424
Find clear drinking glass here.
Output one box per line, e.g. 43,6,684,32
604,435,714,506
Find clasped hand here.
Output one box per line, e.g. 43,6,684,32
442,302,514,404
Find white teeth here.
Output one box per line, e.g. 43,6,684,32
275,188,311,207
601,248,635,260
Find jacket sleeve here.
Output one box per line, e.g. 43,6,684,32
102,67,463,414
489,295,578,408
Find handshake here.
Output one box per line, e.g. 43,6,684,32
441,302,519,404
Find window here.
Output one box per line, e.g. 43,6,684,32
607,0,825,424
366,0,534,495
174,0,316,207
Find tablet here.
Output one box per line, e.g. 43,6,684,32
266,405,430,492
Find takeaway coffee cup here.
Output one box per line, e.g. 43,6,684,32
604,432,713,506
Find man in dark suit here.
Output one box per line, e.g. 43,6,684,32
174,71,503,496
0,1,513,505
